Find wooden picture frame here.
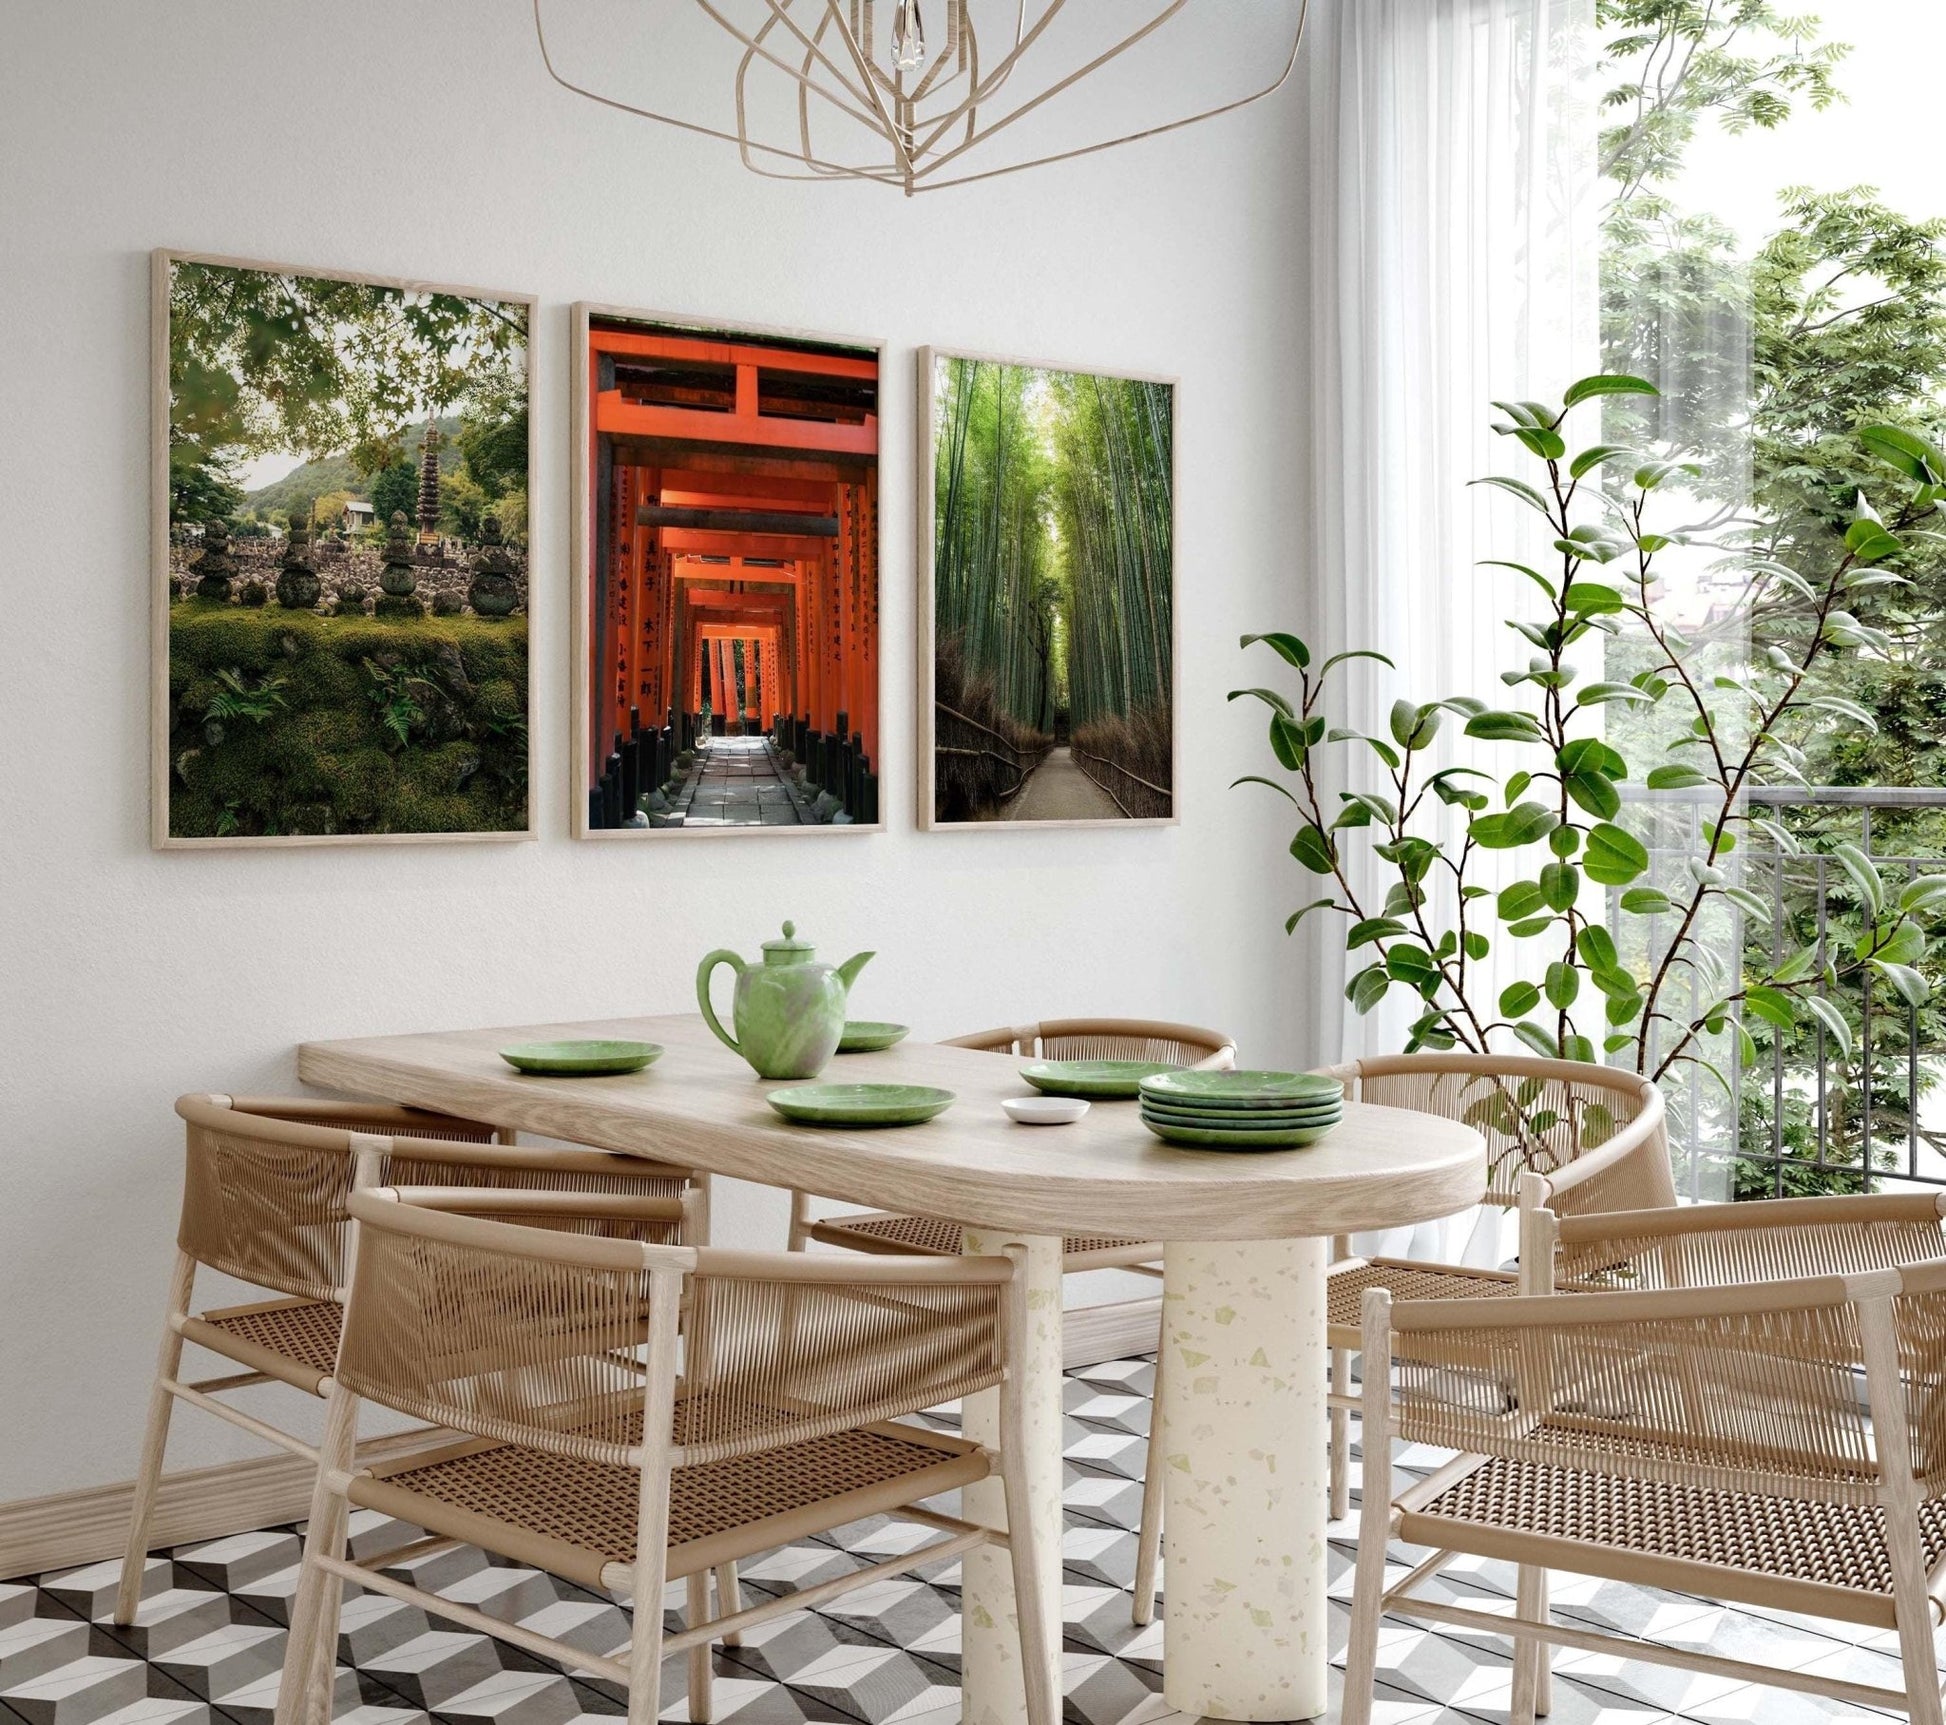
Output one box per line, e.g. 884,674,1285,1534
569,303,886,838
151,249,537,849
917,345,1181,831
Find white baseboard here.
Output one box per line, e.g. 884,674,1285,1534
0,1298,1163,1582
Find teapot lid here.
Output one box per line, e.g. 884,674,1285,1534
761,920,815,957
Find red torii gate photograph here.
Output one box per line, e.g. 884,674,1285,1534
571,310,881,832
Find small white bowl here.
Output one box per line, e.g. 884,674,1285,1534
1003,1095,1091,1126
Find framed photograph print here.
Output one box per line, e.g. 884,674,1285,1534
571,304,883,835
918,346,1178,829
151,250,534,847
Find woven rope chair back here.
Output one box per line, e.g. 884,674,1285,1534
1346,1054,1667,1212
1390,1276,1882,1506
338,1190,668,1467
949,1019,1235,1067
339,1188,1011,1472
174,1096,690,1306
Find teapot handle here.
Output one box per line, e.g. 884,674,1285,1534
696,950,746,1055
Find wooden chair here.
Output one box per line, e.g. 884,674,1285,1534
1345,1191,1946,1725
787,1017,1236,1626
118,1094,704,1627
1319,1055,1672,1511
272,1156,1057,1725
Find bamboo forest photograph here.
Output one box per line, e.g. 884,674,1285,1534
156,253,532,845
924,351,1176,826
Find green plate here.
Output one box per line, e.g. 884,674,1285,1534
1141,1099,1342,1129
499,1040,664,1076
839,1021,911,1053
1142,1116,1340,1150
1020,1060,1177,1099
767,1083,955,1127
1139,1069,1343,1108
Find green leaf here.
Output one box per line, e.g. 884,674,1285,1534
1544,962,1580,1010
1469,476,1557,518
1464,709,1549,744
1512,1020,1561,1060
1385,944,1441,988
1575,681,1654,708
1499,881,1547,922
1500,981,1542,1017
1463,930,1490,961
1285,900,1336,935
1268,712,1309,770
1558,737,1626,778
1645,764,1709,790
1347,916,1407,949
1859,424,1945,483
1541,861,1581,912
1620,887,1673,915
1577,924,1618,970
1562,373,1658,408
1744,985,1795,1029
1561,1034,1598,1065
1347,964,1390,1016
1390,700,1441,752
1899,875,1946,916
1771,944,1821,985
1549,825,1582,858
1832,841,1885,915
1563,581,1626,614
1231,774,1300,805
1873,919,1927,967
1872,961,1930,1009
1471,802,1561,850
1315,648,1397,677
1508,914,1556,939
1227,686,1295,718
1584,823,1650,886
1290,824,1337,875
1568,443,1638,480
1563,767,1621,820
1721,885,1772,919
1240,632,1310,668
1803,994,1852,1058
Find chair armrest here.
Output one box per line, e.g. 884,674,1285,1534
386,1135,694,1185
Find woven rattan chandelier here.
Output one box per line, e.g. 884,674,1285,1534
533,1,1309,196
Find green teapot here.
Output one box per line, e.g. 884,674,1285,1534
697,921,875,1079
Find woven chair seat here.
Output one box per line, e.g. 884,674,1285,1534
179,1297,343,1393
812,1209,1154,1264
1405,1454,1946,1625
350,1420,990,1591
1327,1259,1520,1338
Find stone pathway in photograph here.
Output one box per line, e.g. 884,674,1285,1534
1007,748,1123,822
671,737,811,828
3,1353,1921,1725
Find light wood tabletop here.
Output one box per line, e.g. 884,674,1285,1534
296,1012,1485,1240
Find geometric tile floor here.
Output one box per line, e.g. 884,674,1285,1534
3,1355,1930,1725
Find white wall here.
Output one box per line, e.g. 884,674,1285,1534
0,1,1309,1502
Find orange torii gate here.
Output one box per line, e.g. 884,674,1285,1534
587,323,879,789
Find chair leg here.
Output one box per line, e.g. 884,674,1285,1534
274,1428,354,1725
998,1445,1058,1725
1131,1350,1164,1628
626,1476,674,1725
714,1562,742,1647
1329,1346,1351,1523
1895,1591,1945,1725
116,1251,195,1626
1512,1565,1550,1723
686,1573,712,1725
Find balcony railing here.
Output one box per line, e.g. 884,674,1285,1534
1617,787,1946,1200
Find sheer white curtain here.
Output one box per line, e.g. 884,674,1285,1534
1296,0,1597,1260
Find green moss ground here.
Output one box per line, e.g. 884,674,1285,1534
167,601,528,837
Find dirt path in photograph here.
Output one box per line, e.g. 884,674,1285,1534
1007,747,1123,821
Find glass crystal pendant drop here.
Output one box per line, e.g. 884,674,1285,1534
890,0,926,72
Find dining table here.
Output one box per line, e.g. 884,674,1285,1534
297,1013,1486,1724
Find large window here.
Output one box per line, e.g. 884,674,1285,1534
1597,3,1946,1193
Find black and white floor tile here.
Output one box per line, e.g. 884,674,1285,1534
1,1356,1927,1725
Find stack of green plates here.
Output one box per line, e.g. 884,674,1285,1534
1137,1070,1344,1150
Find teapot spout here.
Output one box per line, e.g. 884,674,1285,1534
835,949,876,994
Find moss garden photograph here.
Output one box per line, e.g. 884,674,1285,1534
151,251,534,846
